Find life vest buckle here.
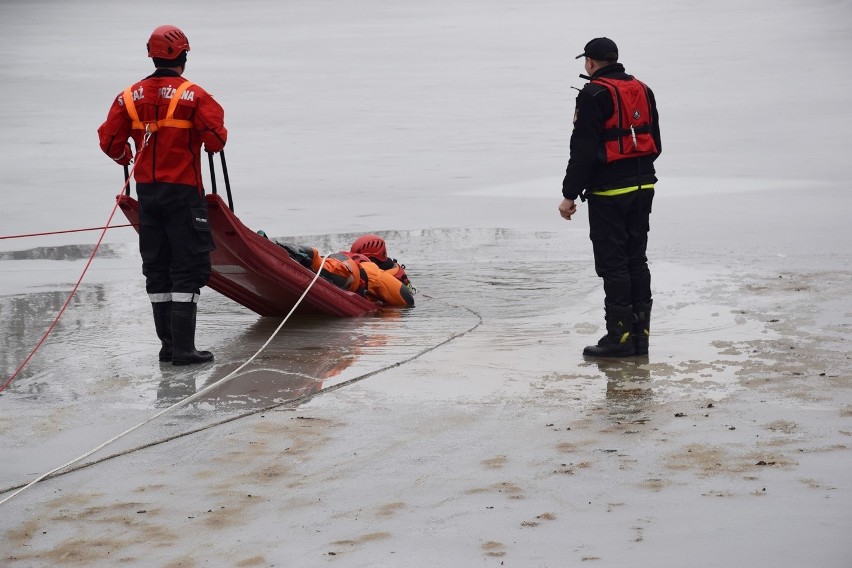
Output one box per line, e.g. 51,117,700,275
143,122,158,146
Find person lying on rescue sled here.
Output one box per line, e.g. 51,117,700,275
349,233,415,294
274,234,414,308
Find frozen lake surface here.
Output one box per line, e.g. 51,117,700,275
1,0,851,566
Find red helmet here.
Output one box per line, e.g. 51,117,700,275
350,234,388,262
147,25,190,59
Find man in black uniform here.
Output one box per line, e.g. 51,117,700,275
558,37,662,357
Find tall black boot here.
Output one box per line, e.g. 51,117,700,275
583,304,635,358
632,301,652,356
171,302,214,366
151,301,173,363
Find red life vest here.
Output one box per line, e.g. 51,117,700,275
592,77,658,163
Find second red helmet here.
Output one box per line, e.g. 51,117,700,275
350,234,388,262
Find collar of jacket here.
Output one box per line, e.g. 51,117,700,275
590,63,625,79
146,68,183,79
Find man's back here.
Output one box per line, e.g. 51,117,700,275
98,69,226,188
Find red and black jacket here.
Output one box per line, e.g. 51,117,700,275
561,64,661,200
98,69,227,190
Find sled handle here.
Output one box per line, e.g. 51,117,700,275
208,150,235,212
123,164,131,196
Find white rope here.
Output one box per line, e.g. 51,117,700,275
0,254,330,507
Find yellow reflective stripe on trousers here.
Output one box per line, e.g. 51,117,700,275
591,184,655,197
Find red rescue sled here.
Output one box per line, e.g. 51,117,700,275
116,154,378,317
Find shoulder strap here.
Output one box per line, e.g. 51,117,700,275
123,80,196,131
121,87,141,125
163,81,194,126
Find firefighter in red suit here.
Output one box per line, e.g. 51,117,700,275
558,37,661,358
98,25,228,365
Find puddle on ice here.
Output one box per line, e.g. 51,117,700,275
0,227,772,483
0,244,124,262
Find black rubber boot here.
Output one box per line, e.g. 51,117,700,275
583,305,635,358
171,302,214,366
151,301,173,362
632,301,652,356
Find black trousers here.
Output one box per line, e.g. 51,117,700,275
137,183,215,299
587,189,654,309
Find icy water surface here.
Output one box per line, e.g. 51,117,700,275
0,226,764,487
2,228,580,401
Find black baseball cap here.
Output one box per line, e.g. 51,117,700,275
575,37,618,60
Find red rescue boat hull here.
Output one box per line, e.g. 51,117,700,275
117,193,378,317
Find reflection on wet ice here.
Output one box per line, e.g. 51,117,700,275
1,229,591,425
593,358,654,421
1,229,598,411
0,244,123,262
154,308,417,410
0,226,780,495
0,287,110,394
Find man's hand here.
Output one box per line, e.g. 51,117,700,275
558,198,577,220
112,142,133,166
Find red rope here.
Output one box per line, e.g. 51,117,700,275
0,161,139,394
0,197,123,394
0,224,135,240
